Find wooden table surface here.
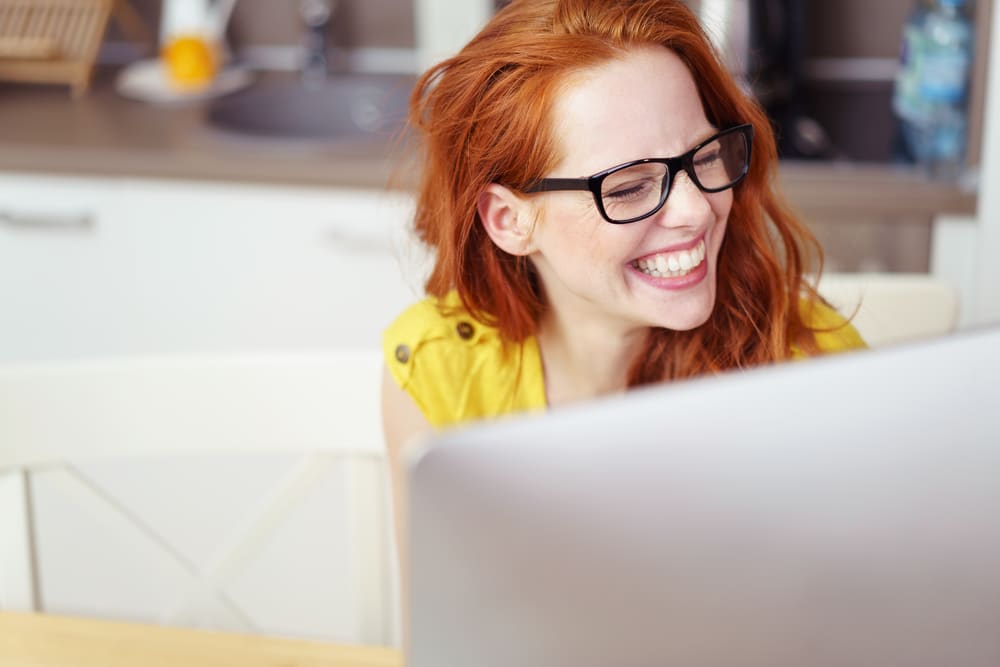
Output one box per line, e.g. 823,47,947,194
0,612,403,667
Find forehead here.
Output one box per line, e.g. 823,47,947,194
550,45,712,176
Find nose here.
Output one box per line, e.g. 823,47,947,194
651,170,715,229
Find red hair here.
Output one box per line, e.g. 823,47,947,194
408,0,825,385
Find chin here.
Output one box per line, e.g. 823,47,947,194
646,283,718,332
657,309,713,332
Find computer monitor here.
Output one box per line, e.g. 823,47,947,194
406,326,1000,667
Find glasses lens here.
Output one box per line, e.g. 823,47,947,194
692,130,749,190
599,162,669,223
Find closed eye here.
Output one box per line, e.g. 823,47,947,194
693,149,723,169
604,178,658,201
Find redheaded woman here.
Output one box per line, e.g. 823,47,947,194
382,0,864,559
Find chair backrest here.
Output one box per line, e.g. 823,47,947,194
0,349,399,647
817,272,960,347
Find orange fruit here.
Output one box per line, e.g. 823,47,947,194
162,35,218,90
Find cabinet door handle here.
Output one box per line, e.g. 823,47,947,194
0,210,95,230
324,225,389,254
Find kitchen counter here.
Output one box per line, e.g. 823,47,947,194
0,68,978,218
0,69,413,191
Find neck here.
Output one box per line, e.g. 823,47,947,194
536,309,648,407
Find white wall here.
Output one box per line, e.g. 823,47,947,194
413,0,494,69
933,1,1000,328
971,0,1000,324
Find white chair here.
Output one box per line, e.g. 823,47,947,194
818,272,961,347
0,349,399,646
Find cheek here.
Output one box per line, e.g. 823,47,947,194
709,192,733,253
536,199,608,259
711,221,728,264
711,189,734,222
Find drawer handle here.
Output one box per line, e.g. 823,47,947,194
325,226,389,254
0,210,95,230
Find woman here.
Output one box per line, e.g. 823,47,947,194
382,0,864,547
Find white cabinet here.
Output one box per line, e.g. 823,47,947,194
0,172,418,645
0,173,425,361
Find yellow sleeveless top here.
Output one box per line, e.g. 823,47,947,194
383,291,866,428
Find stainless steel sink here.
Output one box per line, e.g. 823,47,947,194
206,73,415,141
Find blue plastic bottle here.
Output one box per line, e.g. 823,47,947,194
893,0,973,178
892,0,930,163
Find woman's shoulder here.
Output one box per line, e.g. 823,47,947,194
383,292,494,378
794,296,868,357
384,291,468,348
382,291,546,427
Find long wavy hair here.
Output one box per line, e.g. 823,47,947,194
407,0,826,386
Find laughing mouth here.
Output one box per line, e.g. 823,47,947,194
632,239,706,278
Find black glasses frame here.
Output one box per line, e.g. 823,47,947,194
523,123,755,224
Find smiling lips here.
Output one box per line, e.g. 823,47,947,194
632,239,707,278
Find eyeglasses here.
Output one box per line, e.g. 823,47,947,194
523,124,754,224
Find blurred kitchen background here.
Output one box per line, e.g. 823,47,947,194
1,0,998,651
0,0,995,310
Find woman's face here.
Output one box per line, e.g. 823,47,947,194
526,45,734,336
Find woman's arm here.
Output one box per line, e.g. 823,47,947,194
380,363,433,646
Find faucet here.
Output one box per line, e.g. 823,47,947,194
300,0,335,87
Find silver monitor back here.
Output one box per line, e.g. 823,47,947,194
407,326,1000,667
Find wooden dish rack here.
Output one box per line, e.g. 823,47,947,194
0,0,113,97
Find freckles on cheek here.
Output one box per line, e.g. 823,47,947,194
538,196,611,268
555,199,604,245
581,214,611,265
574,198,599,228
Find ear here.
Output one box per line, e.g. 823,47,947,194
477,183,536,256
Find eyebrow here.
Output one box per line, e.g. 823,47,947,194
565,126,722,177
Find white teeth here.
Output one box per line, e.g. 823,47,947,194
633,239,707,278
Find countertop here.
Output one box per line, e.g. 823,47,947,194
0,69,412,191
0,68,979,218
